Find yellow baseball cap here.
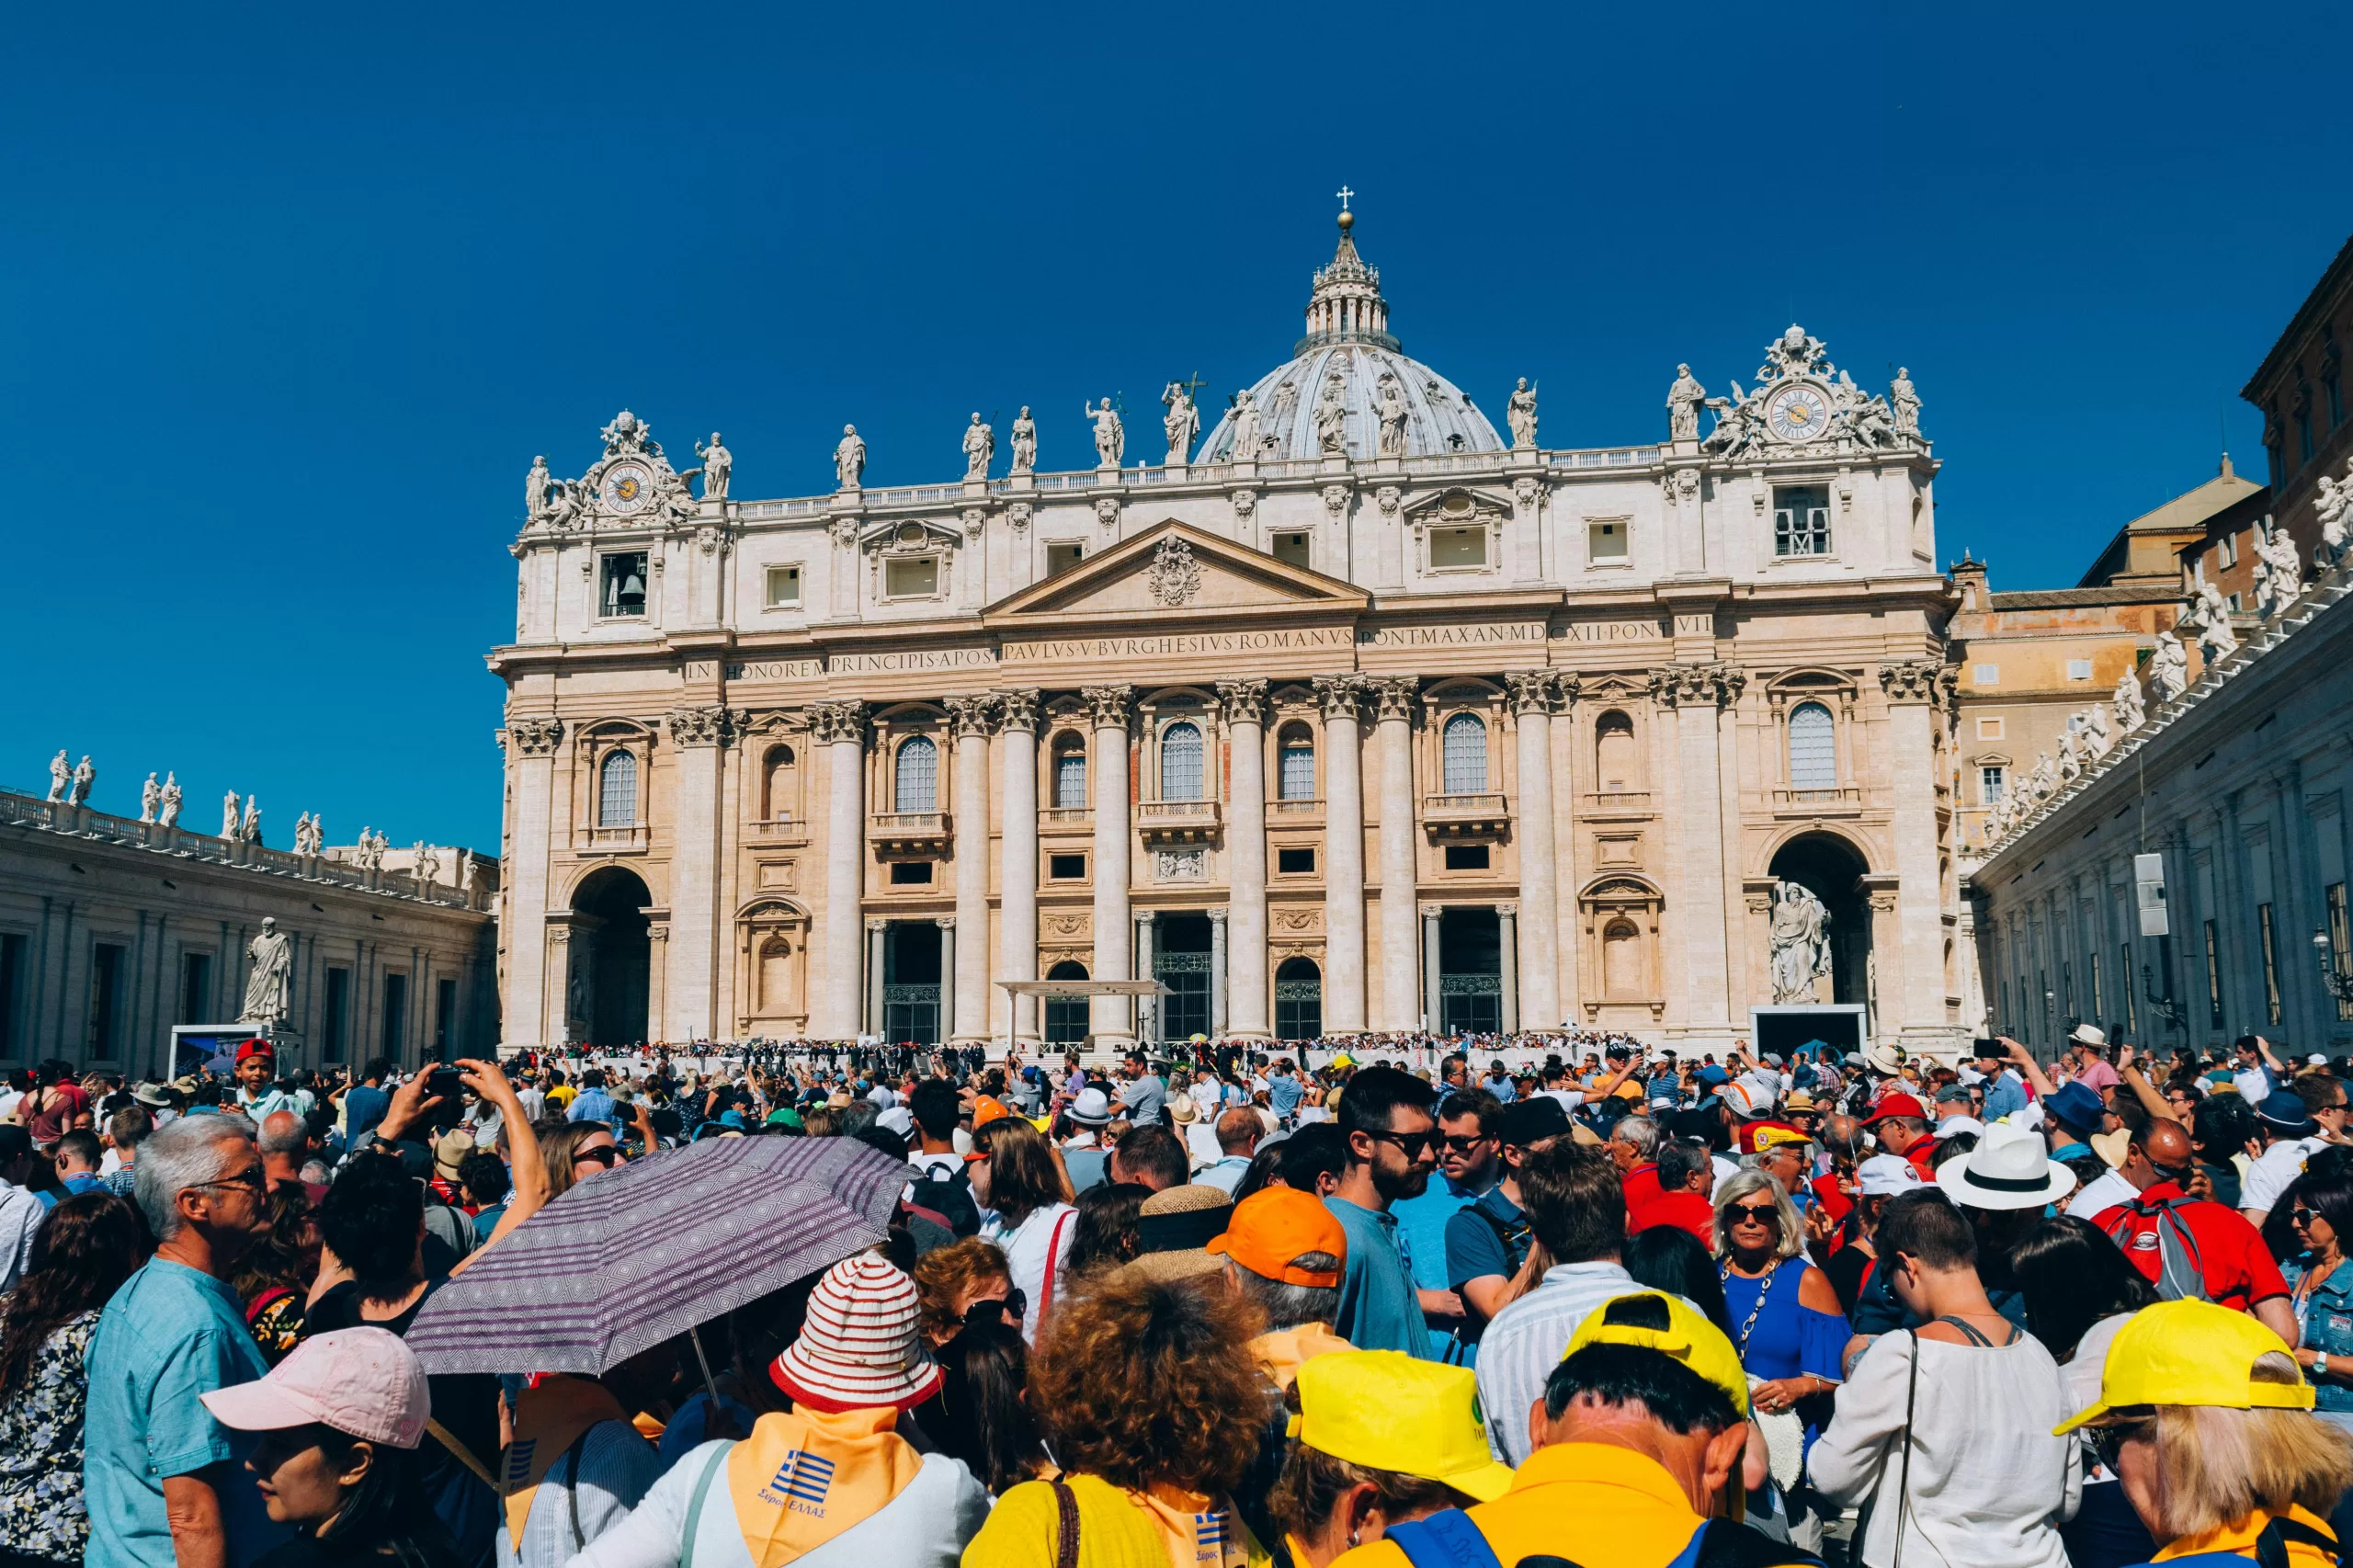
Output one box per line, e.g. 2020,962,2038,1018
1331,1051,1356,1070
2054,1298,2314,1434
1562,1292,1750,1418
1289,1351,1516,1504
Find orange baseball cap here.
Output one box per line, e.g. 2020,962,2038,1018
1209,1187,1347,1287
971,1096,1013,1129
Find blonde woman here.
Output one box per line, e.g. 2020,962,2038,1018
1712,1168,1847,1548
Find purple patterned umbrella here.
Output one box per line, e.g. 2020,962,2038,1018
407,1135,905,1376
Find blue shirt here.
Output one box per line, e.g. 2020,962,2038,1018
85,1258,288,1568
1980,1071,2029,1124
2288,1256,2353,1411
344,1082,391,1142
1393,1175,1488,1363
1324,1195,1431,1359
568,1087,616,1123
1267,1074,1304,1118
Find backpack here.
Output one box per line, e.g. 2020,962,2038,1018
2100,1195,2212,1303
908,1163,981,1238
1384,1508,1823,1568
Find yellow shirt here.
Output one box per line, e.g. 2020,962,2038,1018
1329,1443,1792,1568
548,1085,578,1108
2154,1506,2339,1567
963,1474,1272,1568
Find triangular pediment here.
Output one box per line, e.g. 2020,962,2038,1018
983,520,1370,625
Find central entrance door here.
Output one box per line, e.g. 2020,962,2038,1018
1439,907,1501,1035
1276,957,1322,1040
882,922,941,1045
1154,913,1212,1044
1045,960,1090,1046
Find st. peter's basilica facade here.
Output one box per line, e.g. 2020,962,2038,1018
492,211,1964,1057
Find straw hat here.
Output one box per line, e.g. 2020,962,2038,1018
768,1254,941,1413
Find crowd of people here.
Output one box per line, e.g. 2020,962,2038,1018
4,1022,2353,1567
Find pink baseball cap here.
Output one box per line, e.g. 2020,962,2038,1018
199,1327,429,1449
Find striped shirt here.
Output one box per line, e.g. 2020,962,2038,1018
1472,1261,1699,1465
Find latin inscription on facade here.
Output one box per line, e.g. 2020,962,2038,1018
1001,628,1353,663
1553,619,1665,643
828,648,1000,674
725,660,825,680
1358,623,1546,647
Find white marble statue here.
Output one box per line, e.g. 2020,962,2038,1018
2316,471,2352,573
1666,365,1705,442
526,455,553,519
238,916,294,1024
834,425,866,488
140,772,159,824
2255,518,2305,619
2057,725,2084,780
45,751,67,803
1228,390,1260,460
1506,377,1539,449
1890,368,1922,438
961,413,994,479
2152,630,2191,702
240,798,261,845
1161,383,1199,466
461,851,481,896
356,827,376,869
158,772,181,828
415,842,440,885
1768,880,1834,1003
2114,669,2146,733
695,433,731,502
2083,702,2114,759
222,790,240,839
1374,372,1407,457
2189,580,2238,665
2026,753,2056,801
1703,387,1762,458
1313,372,1350,455
1085,398,1124,467
1009,407,1037,474
293,812,320,855
67,756,92,808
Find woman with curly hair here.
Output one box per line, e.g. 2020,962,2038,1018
912,1237,1017,1346
229,1183,322,1364
964,1269,1276,1568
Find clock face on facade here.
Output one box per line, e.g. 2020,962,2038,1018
1766,385,1830,442
601,462,653,514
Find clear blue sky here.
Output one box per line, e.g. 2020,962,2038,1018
5,1,2347,855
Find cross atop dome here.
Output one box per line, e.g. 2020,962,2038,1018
1301,195,1397,354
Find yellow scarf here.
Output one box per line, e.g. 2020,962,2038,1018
1246,1324,1353,1391
1127,1483,1260,1568
725,1406,926,1568
502,1376,628,1551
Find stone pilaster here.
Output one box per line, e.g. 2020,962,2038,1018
1316,674,1370,1032
1373,677,1421,1031
1497,903,1519,1033
499,718,563,1048
1506,671,1561,1033
1881,660,1955,1045
996,690,1042,1045
810,700,869,1037
937,917,957,1040
1084,685,1135,1050
946,695,997,1044
1209,907,1229,1038
1421,904,1443,1032
865,917,886,1039
664,706,733,1041
1217,681,1270,1040
1651,665,1744,1042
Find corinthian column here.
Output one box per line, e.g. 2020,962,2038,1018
946,695,997,1045
1373,677,1420,1031
1317,674,1370,1033
1085,686,1135,1051
500,718,563,1048
1506,671,1561,1033
996,690,1041,1047
811,700,869,1038
1218,681,1270,1040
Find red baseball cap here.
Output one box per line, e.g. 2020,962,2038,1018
235,1039,274,1065
1863,1093,1927,1124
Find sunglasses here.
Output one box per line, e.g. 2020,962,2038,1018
573,1144,621,1168
2294,1207,2322,1227
2086,1415,2154,1472
1438,1133,1494,1154
954,1290,1029,1330
1726,1201,1780,1225
1363,1130,1436,1158
192,1164,267,1195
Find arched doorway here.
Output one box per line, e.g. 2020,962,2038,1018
1766,833,1871,1010
571,867,651,1048
1276,957,1323,1041
1044,960,1089,1046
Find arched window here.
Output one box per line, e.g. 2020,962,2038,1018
1278,725,1316,801
597,750,637,827
1160,722,1203,801
1441,713,1488,794
1595,710,1636,794
894,735,938,812
1788,702,1836,790
1053,734,1088,809
1603,919,1642,999
757,937,792,1010
763,744,798,822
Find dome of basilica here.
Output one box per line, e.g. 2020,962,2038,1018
1197,214,1506,464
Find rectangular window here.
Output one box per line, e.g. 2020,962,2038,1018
2326,364,2346,429
1588,519,1628,563
436,977,459,1056
1431,526,1487,569
2220,533,2240,569
2066,659,2093,681
2259,903,2282,1026
2331,883,2353,1021
89,943,125,1058
2229,592,2243,613
1444,845,1490,871
600,552,648,618
765,565,801,608
0,933,21,1058
2063,961,2075,1022
2204,919,2224,1028
179,950,213,1024
2038,969,2050,1044
1771,485,1832,557
1277,846,1316,875
2156,936,2176,1002
1973,664,1999,686
2298,404,2316,465
383,972,408,1057
1047,542,1085,576
1999,978,2010,1030
889,861,935,884
883,557,938,598
2268,436,2285,490
2122,943,2136,1034
1272,532,1312,569
1980,765,2006,803
324,967,351,1060
2090,949,2104,1024
1976,717,2005,740
1049,853,1087,881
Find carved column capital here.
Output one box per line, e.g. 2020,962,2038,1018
806,700,870,746
945,694,1000,738
1082,685,1133,730
1554,670,1583,707
504,717,565,756
1006,502,1033,533
1313,673,1370,722
994,688,1043,733
1371,676,1420,723
1506,670,1556,715
1216,679,1268,727
1093,497,1121,530
665,706,735,747
1321,483,1352,519
1649,663,1743,709
1878,658,1950,704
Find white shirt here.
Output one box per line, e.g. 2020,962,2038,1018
986,1201,1077,1344
497,1417,662,1568
1476,1262,1702,1467
2235,1064,2275,1103
0,1185,43,1292
1812,1329,2082,1568
1184,1120,1222,1170
907,1150,960,1183
2068,1167,2138,1219
2244,1136,2328,1217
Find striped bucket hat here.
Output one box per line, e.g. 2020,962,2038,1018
769,1253,942,1413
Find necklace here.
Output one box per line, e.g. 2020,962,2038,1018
1719,1256,1780,1354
